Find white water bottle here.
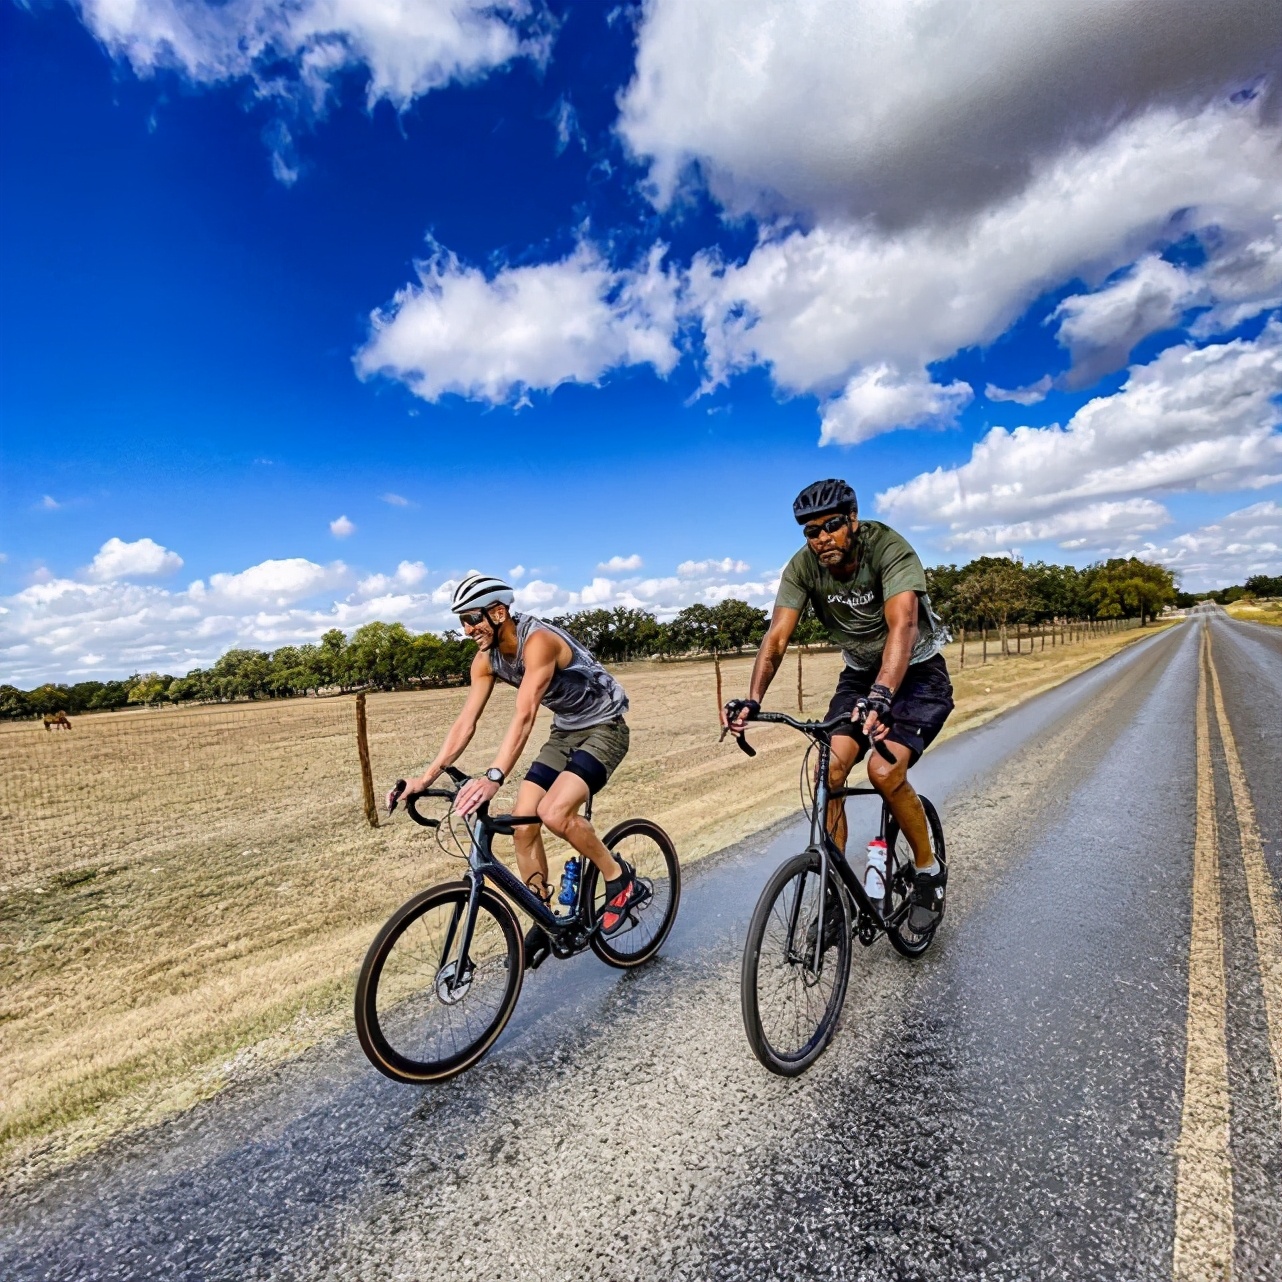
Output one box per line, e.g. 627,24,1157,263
864,837,888,899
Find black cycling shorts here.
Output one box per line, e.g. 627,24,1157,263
826,653,954,764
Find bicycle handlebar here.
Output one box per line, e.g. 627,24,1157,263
726,707,898,763
392,773,540,835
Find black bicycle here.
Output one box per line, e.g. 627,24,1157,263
355,767,680,1083
733,710,946,1076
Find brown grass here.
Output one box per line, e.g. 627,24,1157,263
0,618,1175,1186
1225,598,1282,628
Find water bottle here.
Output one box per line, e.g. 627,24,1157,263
558,857,581,906
864,838,888,899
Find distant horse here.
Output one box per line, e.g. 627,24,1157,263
42,710,72,731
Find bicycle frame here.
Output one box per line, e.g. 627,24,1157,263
749,713,919,975
403,776,600,994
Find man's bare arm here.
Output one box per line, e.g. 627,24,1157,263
721,607,801,732
874,591,920,694
489,631,560,779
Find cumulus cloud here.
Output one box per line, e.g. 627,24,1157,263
86,536,184,581
76,0,544,114
329,514,356,537
597,554,643,572
1,545,788,684
355,242,681,405
819,366,971,445
508,564,526,581
195,557,348,606
1110,501,1282,589
878,324,1282,545
619,0,1280,224
944,500,1171,553
986,376,1053,406
688,102,1282,422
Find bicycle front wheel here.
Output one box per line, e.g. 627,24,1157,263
740,851,851,1076
585,819,681,968
355,881,523,1083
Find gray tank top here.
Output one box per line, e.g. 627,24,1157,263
489,613,629,731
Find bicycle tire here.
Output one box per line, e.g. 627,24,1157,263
355,881,523,1083
740,850,852,1076
884,794,946,959
583,819,681,969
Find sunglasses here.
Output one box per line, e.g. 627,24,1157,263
803,514,849,541
458,610,489,627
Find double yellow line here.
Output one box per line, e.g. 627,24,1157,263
1173,626,1282,1281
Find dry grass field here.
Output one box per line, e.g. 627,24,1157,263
0,619,1175,1186
1225,598,1282,627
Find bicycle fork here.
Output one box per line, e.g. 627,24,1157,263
438,868,486,996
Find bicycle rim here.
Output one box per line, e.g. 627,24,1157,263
355,883,523,1083
586,819,681,968
741,852,851,1076
885,795,946,958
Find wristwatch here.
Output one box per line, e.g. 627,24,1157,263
484,767,505,785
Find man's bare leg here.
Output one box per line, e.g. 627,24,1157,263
536,773,623,882
511,779,552,896
866,740,934,867
823,734,865,853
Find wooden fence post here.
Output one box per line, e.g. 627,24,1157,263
959,625,966,670
356,691,379,829
715,653,723,712
797,648,804,711
982,625,988,663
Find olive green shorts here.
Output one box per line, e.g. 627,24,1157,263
526,716,630,795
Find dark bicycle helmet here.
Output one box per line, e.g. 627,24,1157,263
792,479,858,524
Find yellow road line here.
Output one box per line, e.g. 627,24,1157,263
1173,627,1234,1282
1206,630,1282,1112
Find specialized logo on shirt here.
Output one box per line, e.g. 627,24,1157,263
827,588,876,608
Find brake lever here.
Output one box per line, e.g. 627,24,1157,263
387,778,407,814
719,723,758,757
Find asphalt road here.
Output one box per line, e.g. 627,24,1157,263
4,610,1280,1282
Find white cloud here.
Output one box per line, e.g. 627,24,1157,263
381,492,411,506
986,376,1053,406
819,366,972,445
329,514,356,537
76,0,544,114
356,560,426,596
198,557,348,606
87,536,184,581
1110,501,1282,590
39,495,60,510
508,564,526,581
355,242,681,405
944,500,1171,553
878,324,1282,545
597,554,643,573
687,102,1282,420
619,0,1280,223
677,557,749,576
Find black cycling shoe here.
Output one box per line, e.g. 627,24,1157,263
524,923,552,970
599,859,649,937
804,894,846,956
907,863,947,931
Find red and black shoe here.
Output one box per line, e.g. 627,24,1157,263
598,859,651,937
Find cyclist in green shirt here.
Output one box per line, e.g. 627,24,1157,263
724,479,954,924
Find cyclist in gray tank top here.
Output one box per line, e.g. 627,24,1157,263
390,574,646,962
489,613,629,730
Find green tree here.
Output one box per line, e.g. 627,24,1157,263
1087,557,1176,625
953,558,1031,654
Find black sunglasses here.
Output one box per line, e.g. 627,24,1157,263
458,610,489,627
803,514,849,541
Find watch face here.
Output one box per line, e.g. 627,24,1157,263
486,768,504,784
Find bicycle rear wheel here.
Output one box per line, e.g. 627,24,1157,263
740,851,852,1076
584,819,681,968
884,794,946,958
355,881,523,1083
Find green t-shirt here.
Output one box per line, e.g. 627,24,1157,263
775,520,949,672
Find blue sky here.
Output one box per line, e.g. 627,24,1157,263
2,0,1280,684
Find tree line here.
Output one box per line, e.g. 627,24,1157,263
0,554,1246,721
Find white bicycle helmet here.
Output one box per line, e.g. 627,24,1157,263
450,573,516,614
